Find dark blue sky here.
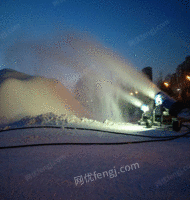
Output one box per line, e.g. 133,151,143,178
0,0,189,82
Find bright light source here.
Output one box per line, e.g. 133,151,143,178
155,92,176,110
155,94,163,106
177,88,181,91
130,92,134,96
141,104,149,113
135,91,138,94
186,75,190,81
164,82,169,87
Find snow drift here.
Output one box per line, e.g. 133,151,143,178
0,68,91,126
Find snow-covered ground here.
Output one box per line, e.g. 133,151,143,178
0,113,190,200
0,11,189,199
0,54,189,199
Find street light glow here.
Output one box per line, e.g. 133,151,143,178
164,82,169,87
186,75,190,81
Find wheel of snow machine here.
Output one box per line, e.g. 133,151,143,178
146,119,153,128
172,120,182,132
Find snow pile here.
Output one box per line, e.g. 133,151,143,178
0,68,92,127
0,68,144,132
0,111,152,134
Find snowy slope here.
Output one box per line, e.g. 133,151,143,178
0,116,190,200
0,69,92,126
0,68,189,200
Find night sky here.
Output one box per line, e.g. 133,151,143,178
0,0,190,82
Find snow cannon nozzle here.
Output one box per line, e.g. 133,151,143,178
140,104,149,113
154,91,176,110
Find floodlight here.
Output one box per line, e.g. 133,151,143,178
141,104,149,113
154,92,176,110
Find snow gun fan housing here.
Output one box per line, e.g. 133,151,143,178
155,92,185,118
154,92,189,132
138,91,177,129
154,92,185,131
155,92,176,110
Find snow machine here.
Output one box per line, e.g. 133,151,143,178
138,91,190,131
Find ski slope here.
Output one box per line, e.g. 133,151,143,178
0,117,190,200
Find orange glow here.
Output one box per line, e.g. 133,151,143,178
164,82,169,87
186,75,190,81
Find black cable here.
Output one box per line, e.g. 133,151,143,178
0,125,62,132
0,125,190,149
0,125,186,139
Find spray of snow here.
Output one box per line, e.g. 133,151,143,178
1,29,160,125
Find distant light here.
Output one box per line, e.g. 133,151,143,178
130,92,134,96
135,91,138,94
155,94,163,106
164,82,169,87
177,88,181,91
186,75,190,81
141,104,149,113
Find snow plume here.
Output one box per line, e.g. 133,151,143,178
2,29,160,123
